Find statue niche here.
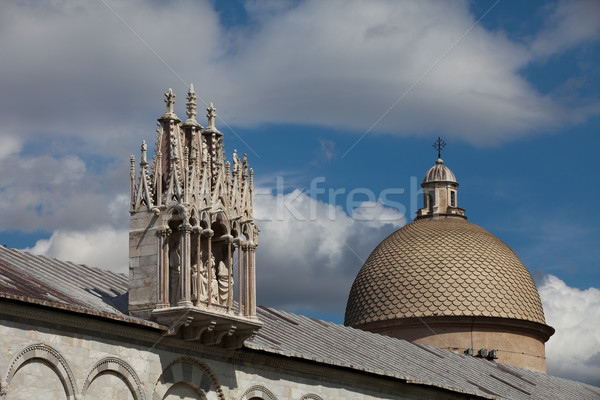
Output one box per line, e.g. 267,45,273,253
209,227,232,308
167,218,183,307
217,246,231,306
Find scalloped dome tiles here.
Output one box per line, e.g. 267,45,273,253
344,217,546,327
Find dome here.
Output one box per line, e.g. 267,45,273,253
344,216,546,327
423,158,456,183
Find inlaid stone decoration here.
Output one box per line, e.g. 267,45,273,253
129,86,261,347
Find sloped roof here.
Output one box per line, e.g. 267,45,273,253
251,306,599,400
0,246,159,328
0,246,598,400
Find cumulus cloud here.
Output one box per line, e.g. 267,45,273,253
0,136,22,160
24,226,129,273
0,0,220,157
253,188,406,313
539,274,600,386
530,0,600,58
0,151,129,232
0,0,598,156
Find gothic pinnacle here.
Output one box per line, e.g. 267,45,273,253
160,88,180,121
188,84,197,116
203,102,221,135
183,84,202,128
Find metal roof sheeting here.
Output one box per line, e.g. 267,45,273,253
248,306,600,400
0,246,598,399
0,246,159,328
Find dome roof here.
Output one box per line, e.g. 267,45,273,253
423,158,456,183
344,216,546,327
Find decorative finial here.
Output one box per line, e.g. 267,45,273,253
130,155,135,177
207,102,216,129
433,137,446,160
186,84,197,121
164,88,176,116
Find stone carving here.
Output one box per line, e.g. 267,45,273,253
191,262,198,302
217,250,230,306
129,86,262,342
82,357,145,400
197,259,209,303
169,243,181,306
210,255,219,304
153,357,225,400
3,343,77,400
240,385,277,400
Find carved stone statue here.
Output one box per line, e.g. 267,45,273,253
210,255,219,304
217,248,230,306
199,261,209,303
191,262,198,302
168,243,181,306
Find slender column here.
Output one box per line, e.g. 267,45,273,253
243,244,249,316
204,229,214,306
250,244,257,316
129,156,136,211
226,236,233,312
156,230,168,308
163,229,171,307
156,151,162,206
195,228,202,306
236,239,243,316
178,224,193,307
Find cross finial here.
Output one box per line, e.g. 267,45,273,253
433,137,446,159
164,88,176,115
207,102,216,129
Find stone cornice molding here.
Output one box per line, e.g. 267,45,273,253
355,315,555,342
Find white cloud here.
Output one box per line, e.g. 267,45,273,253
24,226,129,274
0,136,22,160
539,274,600,386
530,0,600,58
0,0,597,155
254,188,406,313
0,152,128,232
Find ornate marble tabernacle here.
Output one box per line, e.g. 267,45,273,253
128,86,261,348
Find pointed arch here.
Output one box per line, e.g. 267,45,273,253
199,210,211,230
3,343,77,399
166,204,187,222
189,206,200,229
231,220,242,240
241,223,251,242
152,357,224,400
81,357,145,400
212,211,230,237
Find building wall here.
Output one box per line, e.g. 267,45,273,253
361,316,549,373
0,302,469,400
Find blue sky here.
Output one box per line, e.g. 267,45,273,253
0,0,599,384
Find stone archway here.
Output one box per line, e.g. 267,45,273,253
1,343,77,400
81,357,145,400
152,357,224,400
240,385,277,400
